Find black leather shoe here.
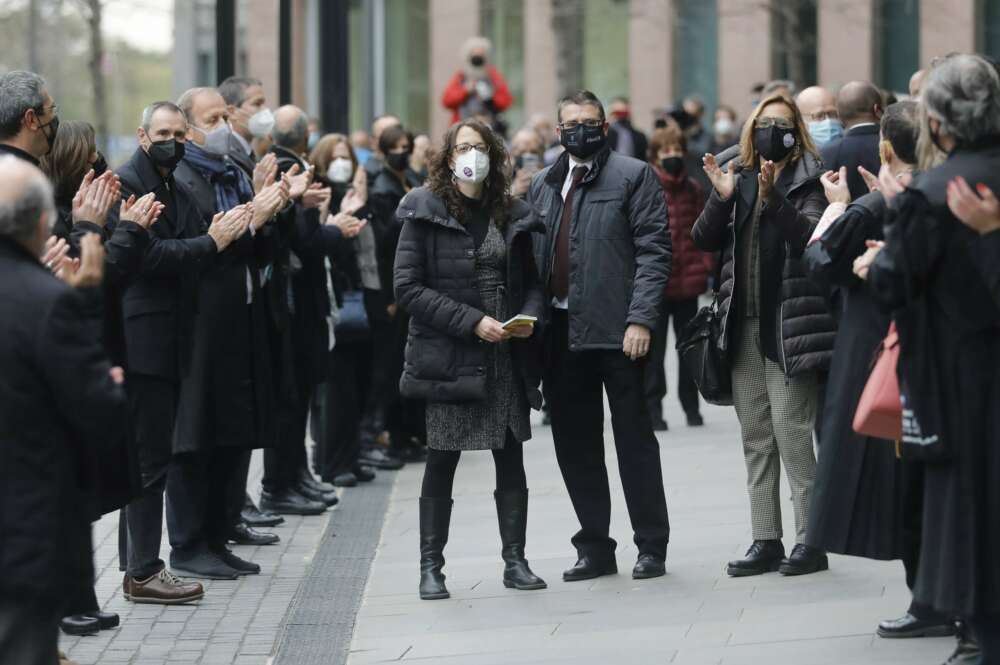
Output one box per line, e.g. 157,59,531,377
686,412,704,427
360,446,404,470
214,548,261,575
170,550,240,580
563,555,618,582
60,614,100,636
727,540,785,577
651,418,669,432
295,481,339,507
353,465,376,482
632,554,666,580
228,522,280,546
779,543,829,576
298,467,337,493
83,610,119,630
332,471,358,487
260,488,327,515
878,613,956,639
945,622,981,664
242,495,284,527
392,445,427,463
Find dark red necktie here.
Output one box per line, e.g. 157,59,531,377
551,165,588,300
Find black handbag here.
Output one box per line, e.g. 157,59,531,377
675,294,733,406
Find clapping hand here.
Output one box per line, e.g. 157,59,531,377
946,177,1000,236
326,212,367,238
339,188,366,215
302,183,331,211
858,166,881,193
253,153,278,194
284,163,314,200
820,167,851,205
41,236,71,274
852,240,884,281
758,160,777,200
119,193,164,229
877,163,912,202
703,153,736,200
59,232,105,288
72,170,121,227
252,178,289,229
207,205,251,251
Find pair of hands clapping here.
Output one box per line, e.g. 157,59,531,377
702,154,779,201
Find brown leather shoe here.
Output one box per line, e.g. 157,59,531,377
127,568,204,605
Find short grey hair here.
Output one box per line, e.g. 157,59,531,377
0,71,47,140
218,76,263,107
923,54,1000,146
141,101,187,132
272,109,308,149
176,87,217,124
0,156,55,243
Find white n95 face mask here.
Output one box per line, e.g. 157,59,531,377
453,149,490,184
327,158,354,183
248,108,275,139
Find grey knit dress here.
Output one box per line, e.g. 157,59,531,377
425,220,531,451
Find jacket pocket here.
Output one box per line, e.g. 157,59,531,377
404,327,456,381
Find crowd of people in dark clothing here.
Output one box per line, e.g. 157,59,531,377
0,41,998,665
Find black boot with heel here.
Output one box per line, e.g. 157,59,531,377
419,497,453,600
495,489,547,591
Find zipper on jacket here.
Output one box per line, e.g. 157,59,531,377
778,300,790,384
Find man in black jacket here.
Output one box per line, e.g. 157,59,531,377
0,156,125,665
528,90,672,582
820,81,883,201
0,70,59,166
116,100,247,602
606,97,648,161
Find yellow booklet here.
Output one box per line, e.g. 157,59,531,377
502,314,538,330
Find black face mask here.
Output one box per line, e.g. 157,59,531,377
146,139,186,172
385,151,410,172
469,55,485,67
753,126,797,163
92,152,108,177
40,114,59,155
660,157,684,177
560,123,607,160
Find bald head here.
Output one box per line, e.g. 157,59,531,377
0,155,54,255
510,128,544,158
272,105,308,152
909,69,928,98
796,86,838,123
836,81,884,127
371,115,401,148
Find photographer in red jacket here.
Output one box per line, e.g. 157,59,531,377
644,122,714,430
441,37,513,134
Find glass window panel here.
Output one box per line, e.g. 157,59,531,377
874,0,919,93
384,0,430,134
769,0,816,91
581,0,629,102
978,0,1000,60
481,0,525,132
673,0,719,112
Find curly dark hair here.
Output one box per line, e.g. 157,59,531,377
426,119,511,227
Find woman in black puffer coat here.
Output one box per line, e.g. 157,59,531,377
693,92,835,579
394,119,546,601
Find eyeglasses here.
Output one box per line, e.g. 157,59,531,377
806,111,838,122
35,104,58,117
755,117,795,130
558,119,603,130
455,143,489,154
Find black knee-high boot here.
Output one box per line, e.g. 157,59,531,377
419,497,452,600
494,489,546,591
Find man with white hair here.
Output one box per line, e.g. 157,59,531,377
0,155,125,664
441,36,513,128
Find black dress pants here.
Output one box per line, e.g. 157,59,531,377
645,297,700,421
262,321,311,494
0,596,59,665
119,374,176,579
543,309,670,561
314,338,372,479
166,446,246,554
899,460,949,623
421,435,528,499
369,313,424,451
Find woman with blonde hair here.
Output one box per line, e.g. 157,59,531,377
693,93,835,578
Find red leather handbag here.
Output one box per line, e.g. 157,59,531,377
853,323,903,441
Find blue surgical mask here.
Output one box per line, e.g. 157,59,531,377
808,118,844,148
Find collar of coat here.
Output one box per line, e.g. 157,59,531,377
543,144,612,189
127,146,173,195
396,185,544,238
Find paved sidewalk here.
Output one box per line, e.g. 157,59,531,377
346,398,955,664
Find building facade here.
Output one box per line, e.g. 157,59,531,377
173,0,996,139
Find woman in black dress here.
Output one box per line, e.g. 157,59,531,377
394,119,546,600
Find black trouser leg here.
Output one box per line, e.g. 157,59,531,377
644,304,669,422
0,596,59,665
422,450,461,499
263,324,301,494
124,374,175,579
601,349,671,559
899,460,947,621
206,448,245,552
669,298,701,417
226,450,252,530
544,310,616,560
814,372,828,446
386,312,423,450
166,451,211,554
492,437,527,491
320,341,371,477
969,615,1000,664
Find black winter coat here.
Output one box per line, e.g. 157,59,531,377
528,146,671,350
868,143,1000,617
803,192,909,560
692,151,836,377
394,187,544,404
0,239,127,600
368,165,423,322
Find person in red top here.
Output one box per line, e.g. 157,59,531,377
441,37,513,131
644,122,714,430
